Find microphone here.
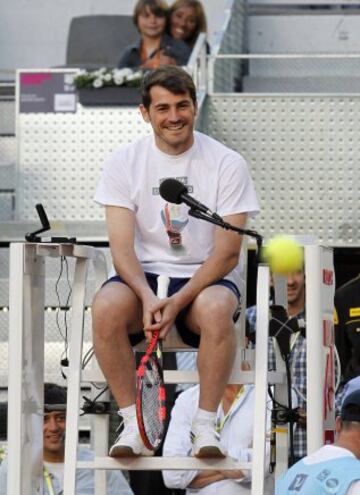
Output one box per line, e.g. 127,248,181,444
159,178,263,256
159,178,220,219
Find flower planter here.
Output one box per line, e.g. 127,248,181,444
78,86,141,106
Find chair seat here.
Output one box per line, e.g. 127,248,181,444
66,15,138,67
133,325,193,352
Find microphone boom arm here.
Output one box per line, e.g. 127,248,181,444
188,207,263,257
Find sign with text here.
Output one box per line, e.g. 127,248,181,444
19,71,77,114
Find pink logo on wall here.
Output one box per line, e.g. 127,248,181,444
20,73,52,85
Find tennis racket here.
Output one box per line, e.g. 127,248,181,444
136,275,169,451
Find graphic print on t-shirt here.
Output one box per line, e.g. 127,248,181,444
288,473,308,491
161,203,188,251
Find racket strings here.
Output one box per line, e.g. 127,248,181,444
140,358,165,448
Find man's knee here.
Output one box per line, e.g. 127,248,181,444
192,287,238,330
92,285,139,337
92,288,119,320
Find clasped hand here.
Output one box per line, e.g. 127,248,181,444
221,470,245,480
143,295,181,342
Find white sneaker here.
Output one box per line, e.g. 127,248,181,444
191,423,227,458
109,418,153,457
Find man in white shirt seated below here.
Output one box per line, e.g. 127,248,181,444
0,383,134,495
276,388,360,494
162,363,274,494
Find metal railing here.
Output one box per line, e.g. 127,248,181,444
186,33,208,108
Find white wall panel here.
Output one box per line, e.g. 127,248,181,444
17,106,151,220
248,16,360,54
201,95,360,245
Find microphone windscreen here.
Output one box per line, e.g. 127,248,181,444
159,178,187,204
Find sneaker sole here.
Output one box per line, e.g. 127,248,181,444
109,445,141,458
194,446,226,458
109,445,155,458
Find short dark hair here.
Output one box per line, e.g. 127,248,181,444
44,383,67,412
133,0,168,29
141,66,197,109
341,390,360,422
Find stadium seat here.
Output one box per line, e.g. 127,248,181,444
66,15,138,68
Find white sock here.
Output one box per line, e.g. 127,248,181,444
118,404,136,419
193,408,216,425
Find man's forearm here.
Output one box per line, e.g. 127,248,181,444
106,206,152,301
111,250,152,300
174,249,240,310
174,213,246,309
188,470,225,489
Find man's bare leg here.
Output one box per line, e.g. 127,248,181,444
185,285,238,457
92,282,152,456
92,282,143,407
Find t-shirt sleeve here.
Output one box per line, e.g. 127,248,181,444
216,154,259,218
94,149,134,210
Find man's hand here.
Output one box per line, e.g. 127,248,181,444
140,59,157,69
144,295,182,340
297,408,307,428
221,470,245,480
159,51,177,66
142,292,162,342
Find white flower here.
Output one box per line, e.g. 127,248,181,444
113,68,133,79
93,78,103,88
126,72,141,82
112,67,133,79
93,67,107,78
74,67,142,89
113,76,125,86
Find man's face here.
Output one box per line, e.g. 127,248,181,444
170,5,198,42
43,411,66,455
140,85,197,155
137,6,166,39
287,270,305,305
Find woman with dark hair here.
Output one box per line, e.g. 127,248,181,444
118,0,190,69
168,0,207,49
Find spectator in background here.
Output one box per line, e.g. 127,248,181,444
0,403,7,463
168,0,207,50
0,383,133,495
162,362,274,494
246,270,308,464
118,0,191,69
246,270,306,339
276,389,360,494
336,375,360,414
334,274,360,386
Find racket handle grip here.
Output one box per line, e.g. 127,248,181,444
157,275,170,299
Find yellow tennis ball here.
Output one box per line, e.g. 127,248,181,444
262,235,303,274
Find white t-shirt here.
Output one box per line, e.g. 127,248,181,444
94,131,259,290
162,385,274,494
43,461,64,492
303,445,360,495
